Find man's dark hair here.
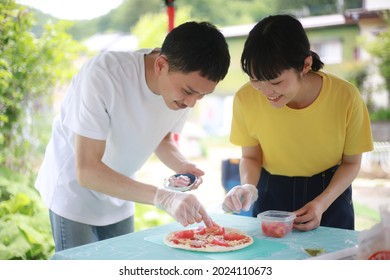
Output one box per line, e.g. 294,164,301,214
161,21,230,82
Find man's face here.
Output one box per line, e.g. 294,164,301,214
156,56,218,110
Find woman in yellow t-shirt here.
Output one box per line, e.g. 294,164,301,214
222,14,374,231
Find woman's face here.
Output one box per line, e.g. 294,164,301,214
250,68,303,109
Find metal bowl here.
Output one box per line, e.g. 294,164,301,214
163,173,197,192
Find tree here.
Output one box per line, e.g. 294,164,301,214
0,0,86,173
131,5,194,48
66,0,278,40
178,0,276,26
363,13,390,110
69,0,163,40
0,0,87,260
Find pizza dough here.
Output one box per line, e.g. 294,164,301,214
164,226,254,252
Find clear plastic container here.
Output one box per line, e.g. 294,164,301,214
257,210,296,238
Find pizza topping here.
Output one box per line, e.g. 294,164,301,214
169,175,191,188
206,225,225,235
194,225,225,235
223,232,247,241
261,221,292,238
258,210,295,238
190,240,206,248
165,226,253,252
304,248,325,257
173,229,194,239
193,226,206,235
171,238,181,245
210,237,230,247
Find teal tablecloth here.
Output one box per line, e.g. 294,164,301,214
51,214,358,260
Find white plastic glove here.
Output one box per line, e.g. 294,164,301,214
153,188,213,227
222,184,258,213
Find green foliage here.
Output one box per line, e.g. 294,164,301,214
361,13,390,108
178,0,276,26
0,5,85,260
134,203,173,231
131,6,194,48
0,166,54,259
69,0,163,40
28,0,366,41
340,62,379,111
345,63,368,90
370,108,390,121
0,0,86,173
370,25,390,90
63,0,278,40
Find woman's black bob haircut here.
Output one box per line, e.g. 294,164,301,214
241,14,324,81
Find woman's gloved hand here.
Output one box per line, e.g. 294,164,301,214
222,184,258,213
154,188,213,227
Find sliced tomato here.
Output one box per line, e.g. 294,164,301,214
173,229,194,239
261,223,272,236
210,237,230,247
216,227,225,235
194,226,206,235
223,232,246,241
171,238,180,244
261,222,290,238
205,225,225,235
272,227,287,238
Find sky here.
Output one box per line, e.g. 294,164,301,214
16,0,124,20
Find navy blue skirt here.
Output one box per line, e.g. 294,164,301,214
252,166,355,230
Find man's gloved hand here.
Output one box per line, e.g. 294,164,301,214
222,184,258,213
154,188,213,227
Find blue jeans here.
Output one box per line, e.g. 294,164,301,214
252,166,355,230
49,210,134,252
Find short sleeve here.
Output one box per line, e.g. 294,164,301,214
344,88,374,155
230,92,259,147
63,63,114,140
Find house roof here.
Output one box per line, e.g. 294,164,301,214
365,0,390,11
221,0,390,39
221,14,347,38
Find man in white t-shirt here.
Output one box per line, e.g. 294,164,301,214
35,21,230,252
